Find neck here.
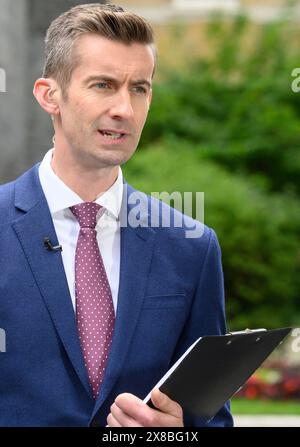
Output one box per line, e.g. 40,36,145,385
51,149,119,202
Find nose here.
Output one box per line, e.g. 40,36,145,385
109,89,134,121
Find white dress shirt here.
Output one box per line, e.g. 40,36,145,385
39,148,123,314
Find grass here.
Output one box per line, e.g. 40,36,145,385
231,398,300,415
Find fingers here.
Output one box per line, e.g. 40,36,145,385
150,389,183,419
108,398,144,427
107,392,184,427
106,412,122,427
112,393,154,426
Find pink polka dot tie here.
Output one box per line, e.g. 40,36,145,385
70,202,115,399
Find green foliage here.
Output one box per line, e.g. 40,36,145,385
123,142,300,330
231,398,300,415
141,14,300,195
127,12,300,329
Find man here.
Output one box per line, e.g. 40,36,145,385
0,4,233,427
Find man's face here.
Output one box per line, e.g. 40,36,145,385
55,34,154,170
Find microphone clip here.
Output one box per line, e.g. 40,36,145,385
44,237,63,252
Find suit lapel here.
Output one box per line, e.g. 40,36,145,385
12,165,92,398
91,185,156,420
13,167,156,416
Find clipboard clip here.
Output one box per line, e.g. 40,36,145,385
226,328,267,336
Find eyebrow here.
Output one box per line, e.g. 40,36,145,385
84,75,152,89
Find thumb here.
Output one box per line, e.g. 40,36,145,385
150,389,183,418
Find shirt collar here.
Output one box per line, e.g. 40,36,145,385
38,148,123,221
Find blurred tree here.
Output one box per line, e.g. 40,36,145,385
142,14,300,196
124,140,300,329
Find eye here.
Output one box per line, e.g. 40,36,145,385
94,82,110,89
132,86,147,94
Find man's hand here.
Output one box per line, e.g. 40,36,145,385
107,389,184,427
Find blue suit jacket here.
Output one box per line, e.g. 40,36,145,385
0,164,233,427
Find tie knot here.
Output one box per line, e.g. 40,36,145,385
70,202,102,229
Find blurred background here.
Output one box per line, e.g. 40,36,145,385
1,0,300,425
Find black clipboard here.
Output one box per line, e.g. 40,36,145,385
143,327,292,422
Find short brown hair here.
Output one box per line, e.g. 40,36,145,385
43,3,156,97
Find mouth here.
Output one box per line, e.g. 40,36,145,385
98,129,127,141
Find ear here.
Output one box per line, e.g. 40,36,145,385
33,78,60,117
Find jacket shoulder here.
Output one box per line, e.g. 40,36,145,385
0,163,41,225
0,179,16,208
